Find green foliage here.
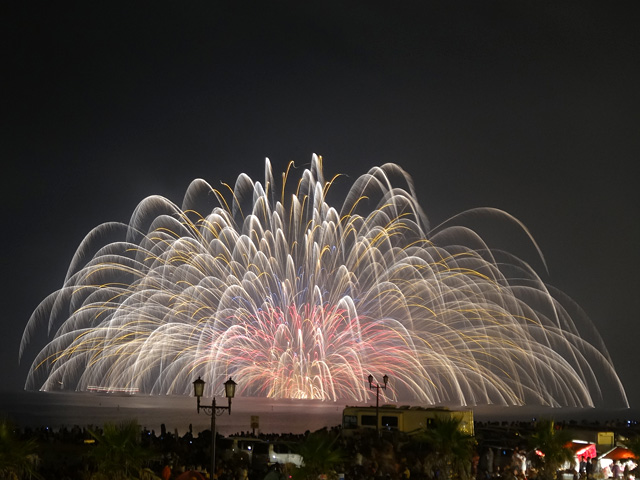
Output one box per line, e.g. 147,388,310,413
417,415,476,480
88,419,159,480
0,419,43,480
625,435,640,460
527,419,574,480
292,430,346,480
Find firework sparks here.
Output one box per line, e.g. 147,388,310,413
20,155,627,407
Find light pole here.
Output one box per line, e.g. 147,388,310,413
368,374,388,434
193,376,237,478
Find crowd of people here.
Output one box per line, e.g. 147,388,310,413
4,417,639,480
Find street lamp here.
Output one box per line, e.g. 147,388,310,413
368,374,388,434
193,376,237,478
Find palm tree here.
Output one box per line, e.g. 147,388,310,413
87,419,159,480
527,419,573,480
292,430,346,480
0,419,43,480
418,414,476,480
626,435,640,458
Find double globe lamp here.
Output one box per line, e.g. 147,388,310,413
193,376,237,477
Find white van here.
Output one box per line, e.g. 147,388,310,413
222,437,303,468
266,442,304,468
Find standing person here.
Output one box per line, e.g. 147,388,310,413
512,448,525,476
237,463,249,480
580,457,587,477
484,448,495,477
611,461,621,479
162,464,172,480
264,463,284,480
473,451,480,478
585,458,594,480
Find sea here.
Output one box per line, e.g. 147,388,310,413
0,390,347,435
1,390,637,436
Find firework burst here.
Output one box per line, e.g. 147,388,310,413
21,155,627,407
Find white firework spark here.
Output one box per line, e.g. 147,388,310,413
20,155,628,407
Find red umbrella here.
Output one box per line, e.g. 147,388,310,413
566,441,597,459
176,470,206,480
603,447,638,461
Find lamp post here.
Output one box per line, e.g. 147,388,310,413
193,376,237,478
368,374,388,434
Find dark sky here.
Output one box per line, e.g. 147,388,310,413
3,2,639,410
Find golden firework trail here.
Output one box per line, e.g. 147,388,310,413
20,155,628,407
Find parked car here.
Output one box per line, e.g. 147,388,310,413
260,442,304,468
219,437,303,468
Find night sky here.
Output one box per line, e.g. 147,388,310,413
3,2,638,411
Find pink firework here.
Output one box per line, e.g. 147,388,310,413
21,155,628,408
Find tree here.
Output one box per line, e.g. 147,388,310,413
418,414,476,480
292,430,346,480
626,435,640,458
0,419,43,480
527,419,574,480
88,419,159,480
